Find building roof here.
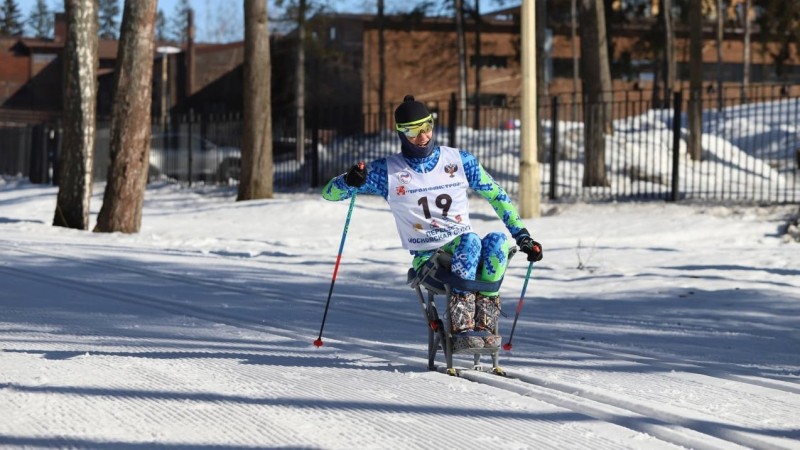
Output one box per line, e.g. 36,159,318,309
14,37,121,59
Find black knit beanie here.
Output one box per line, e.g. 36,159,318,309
394,95,431,124
394,95,436,159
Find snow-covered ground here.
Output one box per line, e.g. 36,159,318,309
1,174,799,449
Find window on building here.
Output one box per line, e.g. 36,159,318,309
469,55,508,69
469,93,507,107
32,53,57,64
31,53,57,76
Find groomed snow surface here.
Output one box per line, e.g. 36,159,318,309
1,177,799,449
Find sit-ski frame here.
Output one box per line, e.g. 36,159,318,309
407,249,515,376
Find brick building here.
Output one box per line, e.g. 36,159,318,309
1,5,799,127
0,13,247,125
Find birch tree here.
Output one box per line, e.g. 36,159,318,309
53,0,97,230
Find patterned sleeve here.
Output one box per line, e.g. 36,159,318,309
321,159,389,201
460,149,528,239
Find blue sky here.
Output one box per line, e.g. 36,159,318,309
16,0,516,43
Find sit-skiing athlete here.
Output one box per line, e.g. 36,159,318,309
322,95,543,351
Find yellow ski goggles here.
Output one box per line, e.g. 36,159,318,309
395,115,434,138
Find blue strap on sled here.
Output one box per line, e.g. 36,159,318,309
406,256,504,294
407,248,515,375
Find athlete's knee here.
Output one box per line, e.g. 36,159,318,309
482,232,509,251
461,231,481,245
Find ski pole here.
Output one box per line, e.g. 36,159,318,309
503,260,534,351
313,163,363,348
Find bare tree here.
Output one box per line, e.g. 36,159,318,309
471,0,481,129
688,0,703,161
169,0,191,43
27,0,53,38
741,0,751,101
238,0,273,201
296,0,306,165
536,0,547,161
53,0,98,230
662,0,675,95
204,2,242,43
94,0,157,233
98,0,120,39
754,0,800,82
378,0,386,129
454,0,468,126
571,0,579,118
579,0,612,187
715,0,724,111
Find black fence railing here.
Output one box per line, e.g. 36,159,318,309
2,86,799,204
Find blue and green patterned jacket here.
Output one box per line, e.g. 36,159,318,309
322,145,528,256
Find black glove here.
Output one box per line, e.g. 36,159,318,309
516,229,543,262
344,163,367,188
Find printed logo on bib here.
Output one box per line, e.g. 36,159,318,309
396,186,406,196
397,170,412,184
444,163,458,177
406,223,472,246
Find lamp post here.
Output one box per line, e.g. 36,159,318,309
156,46,181,130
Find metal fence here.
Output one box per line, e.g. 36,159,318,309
2,86,799,204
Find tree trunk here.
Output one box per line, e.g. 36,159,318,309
662,0,675,95
378,0,386,130
571,0,578,120
54,0,97,230
455,0,468,126
295,0,305,165
688,0,703,161
536,0,547,162
579,0,611,187
742,0,751,102
716,0,724,111
238,0,273,201
94,0,157,233
472,0,481,129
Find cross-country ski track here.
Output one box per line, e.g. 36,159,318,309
0,181,800,450
2,233,798,450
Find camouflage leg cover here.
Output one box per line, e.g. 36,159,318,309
448,291,484,351
475,294,501,348
448,291,476,333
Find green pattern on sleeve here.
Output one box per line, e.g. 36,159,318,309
473,165,527,238
321,175,354,201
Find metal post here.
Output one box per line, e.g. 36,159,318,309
311,107,320,187
549,96,559,200
448,92,457,148
161,54,167,129
670,91,682,202
188,109,194,187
